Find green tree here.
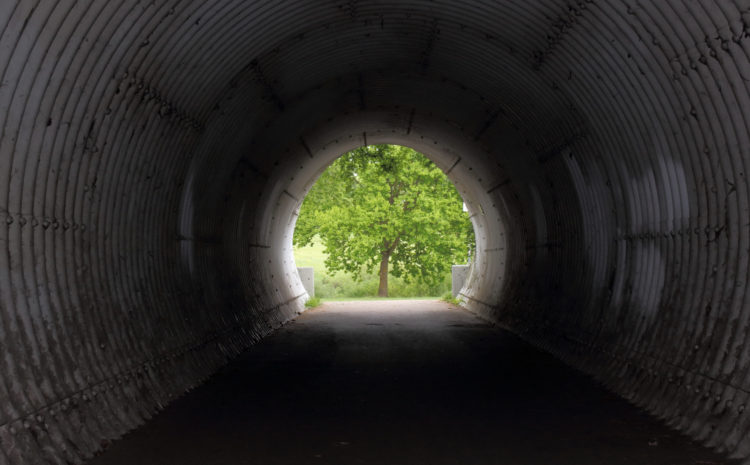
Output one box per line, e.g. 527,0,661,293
294,144,473,297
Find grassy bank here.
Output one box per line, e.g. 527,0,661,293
294,237,452,299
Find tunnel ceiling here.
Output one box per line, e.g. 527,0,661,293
1,1,750,463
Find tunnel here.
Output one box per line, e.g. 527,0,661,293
1,0,749,463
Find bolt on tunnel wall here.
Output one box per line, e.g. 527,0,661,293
0,1,750,463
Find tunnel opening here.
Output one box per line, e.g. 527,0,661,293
257,122,514,316
290,143,478,301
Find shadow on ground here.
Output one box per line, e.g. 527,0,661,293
87,300,734,465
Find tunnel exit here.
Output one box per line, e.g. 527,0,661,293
291,144,475,301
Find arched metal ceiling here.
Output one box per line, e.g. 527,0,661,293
1,1,750,463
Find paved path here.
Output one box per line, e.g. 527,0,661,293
88,300,733,465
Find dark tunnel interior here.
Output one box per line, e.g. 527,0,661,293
1,1,750,463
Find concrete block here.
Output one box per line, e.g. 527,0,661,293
297,267,314,296
451,265,469,297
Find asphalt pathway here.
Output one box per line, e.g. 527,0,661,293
87,300,734,465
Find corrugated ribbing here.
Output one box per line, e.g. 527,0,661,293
0,1,749,463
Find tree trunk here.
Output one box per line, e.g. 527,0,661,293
378,251,390,297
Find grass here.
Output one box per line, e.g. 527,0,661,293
441,291,462,306
292,237,329,270
304,296,322,308
322,296,440,302
294,236,452,300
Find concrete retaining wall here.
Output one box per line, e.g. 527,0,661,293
451,265,469,298
297,267,315,297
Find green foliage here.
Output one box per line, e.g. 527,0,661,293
441,291,462,306
294,144,473,296
319,266,450,298
294,236,454,298
304,296,322,308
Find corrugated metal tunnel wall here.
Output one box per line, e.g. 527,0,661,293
0,0,749,463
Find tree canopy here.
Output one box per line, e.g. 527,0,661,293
293,144,474,297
